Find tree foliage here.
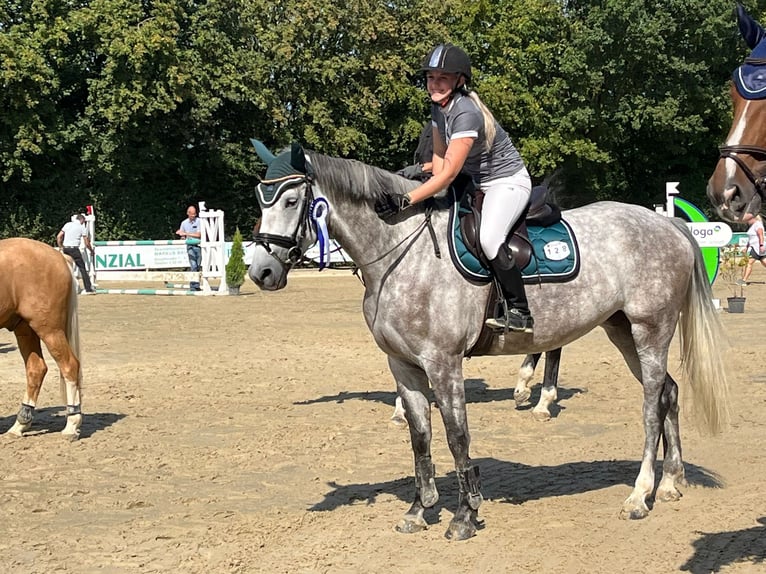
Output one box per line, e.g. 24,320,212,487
1,0,764,242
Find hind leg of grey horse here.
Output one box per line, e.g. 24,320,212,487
6,322,48,437
532,348,561,421
514,353,541,406
655,374,685,502
425,356,482,540
602,313,678,519
388,357,438,534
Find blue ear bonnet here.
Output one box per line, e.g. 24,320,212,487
252,140,313,207
733,42,766,100
734,4,766,100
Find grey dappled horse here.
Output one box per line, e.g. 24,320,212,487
708,4,766,222
249,145,729,540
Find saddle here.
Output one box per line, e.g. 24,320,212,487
456,177,562,271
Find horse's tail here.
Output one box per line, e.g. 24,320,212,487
670,218,730,435
60,272,83,404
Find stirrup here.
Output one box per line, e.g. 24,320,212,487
485,305,534,333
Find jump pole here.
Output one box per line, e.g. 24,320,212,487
92,202,229,295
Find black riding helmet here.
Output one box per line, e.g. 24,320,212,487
421,43,472,83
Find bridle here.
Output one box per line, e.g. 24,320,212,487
718,144,766,199
719,56,766,201
253,175,315,270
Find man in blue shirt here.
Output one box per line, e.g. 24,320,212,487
176,205,202,291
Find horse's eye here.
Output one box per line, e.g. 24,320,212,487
286,197,298,208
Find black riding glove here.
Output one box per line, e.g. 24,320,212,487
374,192,412,220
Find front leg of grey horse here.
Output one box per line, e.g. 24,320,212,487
428,358,482,540
388,357,438,534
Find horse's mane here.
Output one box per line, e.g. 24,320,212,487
308,153,419,201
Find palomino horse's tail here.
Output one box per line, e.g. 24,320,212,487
60,271,83,404
670,218,730,435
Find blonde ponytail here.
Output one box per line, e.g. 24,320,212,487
466,90,496,152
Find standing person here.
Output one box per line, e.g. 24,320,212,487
375,43,534,333
739,212,766,285
176,204,202,291
57,214,96,295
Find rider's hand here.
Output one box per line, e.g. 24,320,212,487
374,192,411,220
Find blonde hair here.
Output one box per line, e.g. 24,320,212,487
465,90,496,152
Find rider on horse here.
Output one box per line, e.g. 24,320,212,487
375,44,534,333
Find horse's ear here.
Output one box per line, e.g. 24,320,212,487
290,142,311,175
737,3,766,50
250,139,277,165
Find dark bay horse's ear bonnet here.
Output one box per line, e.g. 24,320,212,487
734,4,766,100
737,3,766,49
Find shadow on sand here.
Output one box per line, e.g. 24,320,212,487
295,378,584,419
308,456,724,518
681,516,766,573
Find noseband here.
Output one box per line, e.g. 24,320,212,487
253,175,315,269
718,144,766,199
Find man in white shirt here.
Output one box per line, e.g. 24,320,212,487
57,214,96,294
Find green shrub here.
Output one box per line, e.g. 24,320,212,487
226,228,247,288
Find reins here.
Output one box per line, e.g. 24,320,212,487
352,203,441,286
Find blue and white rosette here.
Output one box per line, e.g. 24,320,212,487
310,197,331,270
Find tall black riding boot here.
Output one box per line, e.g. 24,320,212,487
485,244,534,333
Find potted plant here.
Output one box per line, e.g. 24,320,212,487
225,227,247,295
718,244,748,312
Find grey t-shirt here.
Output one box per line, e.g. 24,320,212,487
432,94,524,182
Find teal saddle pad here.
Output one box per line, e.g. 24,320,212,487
447,196,580,285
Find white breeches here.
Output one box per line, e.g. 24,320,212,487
478,168,532,260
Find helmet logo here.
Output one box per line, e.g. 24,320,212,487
428,45,446,68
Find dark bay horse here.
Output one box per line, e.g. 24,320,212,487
708,4,766,221
0,238,84,439
249,144,729,540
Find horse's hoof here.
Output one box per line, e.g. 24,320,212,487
532,409,551,422
656,487,682,503
61,429,80,442
514,388,531,406
5,420,29,437
445,519,476,541
390,415,408,427
620,506,649,520
395,516,427,534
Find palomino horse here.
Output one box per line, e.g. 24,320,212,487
0,238,84,439
708,4,766,221
249,143,729,540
